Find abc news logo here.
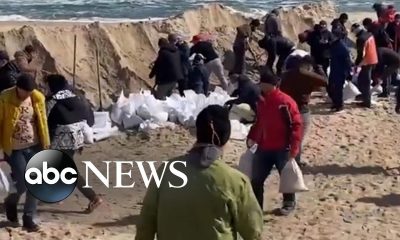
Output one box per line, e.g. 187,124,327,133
25,150,78,203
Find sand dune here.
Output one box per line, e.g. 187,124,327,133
0,1,337,106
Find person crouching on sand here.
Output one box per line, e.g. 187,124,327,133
1,74,50,232
188,54,210,95
190,35,229,91
45,74,103,213
135,105,263,240
280,56,327,167
247,68,302,216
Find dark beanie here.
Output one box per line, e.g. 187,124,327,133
46,74,68,93
260,68,280,86
16,73,36,91
196,105,231,146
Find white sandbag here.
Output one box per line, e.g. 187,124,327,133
122,113,144,129
0,167,10,193
230,120,251,140
93,112,112,130
139,120,176,133
82,121,94,144
343,81,361,102
238,144,258,179
93,126,119,142
279,159,309,193
110,91,128,125
230,104,255,122
371,84,383,95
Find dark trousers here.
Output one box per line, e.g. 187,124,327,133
331,77,346,108
276,52,291,76
251,149,295,210
317,58,330,76
5,145,41,217
63,150,97,201
154,82,176,100
266,38,277,72
295,112,311,164
381,65,399,95
233,44,246,74
358,65,374,106
178,77,188,97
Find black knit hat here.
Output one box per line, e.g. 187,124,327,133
260,67,280,86
16,73,36,91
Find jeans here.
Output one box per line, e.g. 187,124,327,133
381,65,399,96
295,111,312,164
358,65,374,106
251,149,295,210
5,145,41,217
63,150,97,201
233,44,246,74
205,58,228,90
154,81,176,100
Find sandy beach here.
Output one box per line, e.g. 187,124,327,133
0,1,400,239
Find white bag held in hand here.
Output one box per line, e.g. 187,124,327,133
82,121,94,144
279,159,309,193
371,84,383,95
238,144,258,179
343,81,361,102
0,167,10,193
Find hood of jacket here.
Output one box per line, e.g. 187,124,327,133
160,44,178,53
47,89,81,114
186,144,223,168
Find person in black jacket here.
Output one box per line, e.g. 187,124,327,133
190,35,228,91
374,47,400,97
264,9,283,72
363,18,392,48
386,14,400,52
0,51,20,92
45,74,103,213
331,13,349,41
224,74,261,114
168,33,191,96
260,35,295,76
188,54,210,95
150,38,183,100
306,21,333,75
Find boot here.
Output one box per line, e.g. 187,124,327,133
22,215,40,232
4,195,19,225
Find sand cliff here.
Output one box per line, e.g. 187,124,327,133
0,1,336,106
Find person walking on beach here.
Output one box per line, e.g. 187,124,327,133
351,23,378,108
190,35,229,91
280,56,327,167
0,51,21,93
232,19,261,74
188,54,210,95
1,74,50,232
264,9,283,72
374,47,400,98
247,68,302,216
329,31,353,112
168,33,191,96
14,45,37,80
45,74,103,213
135,105,263,240
149,38,183,100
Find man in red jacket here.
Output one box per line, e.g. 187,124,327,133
247,68,302,216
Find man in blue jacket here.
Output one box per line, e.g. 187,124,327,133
329,32,353,112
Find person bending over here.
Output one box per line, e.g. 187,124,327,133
188,54,210,95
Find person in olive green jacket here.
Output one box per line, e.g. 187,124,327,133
135,105,263,240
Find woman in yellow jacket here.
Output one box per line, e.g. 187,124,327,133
0,73,49,232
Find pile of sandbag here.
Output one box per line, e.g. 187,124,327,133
109,87,252,140
93,112,120,141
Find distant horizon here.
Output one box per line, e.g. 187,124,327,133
0,0,393,21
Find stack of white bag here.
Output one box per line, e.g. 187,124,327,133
109,87,251,139
92,112,119,141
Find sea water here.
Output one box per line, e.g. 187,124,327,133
0,0,397,21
